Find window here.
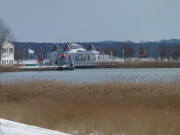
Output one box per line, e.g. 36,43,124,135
75,56,78,61
3,48,6,53
9,48,13,53
2,60,6,64
88,55,90,60
9,60,13,64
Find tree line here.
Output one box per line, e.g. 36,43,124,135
13,41,180,61
101,43,180,61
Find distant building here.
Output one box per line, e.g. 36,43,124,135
62,43,100,65
48,43,113,66
138,54,148,58
0,40,14,66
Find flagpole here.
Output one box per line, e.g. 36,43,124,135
28,49,29,61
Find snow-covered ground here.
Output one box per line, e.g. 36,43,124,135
0,118,70,135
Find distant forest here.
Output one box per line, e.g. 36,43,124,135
14,39,180,61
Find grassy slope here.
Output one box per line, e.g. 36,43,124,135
0,80,180,135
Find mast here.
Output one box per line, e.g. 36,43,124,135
38,43,44,61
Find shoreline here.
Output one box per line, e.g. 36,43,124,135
0,61,180,72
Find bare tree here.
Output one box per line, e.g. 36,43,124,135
120,44,134,59
0,18,15,60
0,18,15,44
156,45,167,61
14,50,23,65
100,47,117,56
172,45,180,61
100,46,109,54
110,47,118,56
15,50,23,60
138,46,149,55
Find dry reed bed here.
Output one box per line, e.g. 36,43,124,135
0,66,22,72
0,80,180,135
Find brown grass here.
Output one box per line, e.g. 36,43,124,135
96,61,180,68
0,66,22,72
0,80,180,135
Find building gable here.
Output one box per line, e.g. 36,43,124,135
87,44,96,51
1,40,14,48
0,40,15,65
52,44,60,52
63,44,71,52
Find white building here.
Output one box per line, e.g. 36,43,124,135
48,43,101,66
47,43,114,66
0,40,14,66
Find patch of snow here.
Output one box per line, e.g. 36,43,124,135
0,118,70,135
69,43,83,49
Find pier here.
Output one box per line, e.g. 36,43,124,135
20,64,96,71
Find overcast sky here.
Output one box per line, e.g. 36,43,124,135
0,0,180,43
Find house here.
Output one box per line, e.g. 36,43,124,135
47,43,100,66
0,40,15,66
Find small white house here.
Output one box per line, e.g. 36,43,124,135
0,40,15,66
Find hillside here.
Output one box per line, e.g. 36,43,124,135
13,39,180,59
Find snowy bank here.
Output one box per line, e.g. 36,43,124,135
0,118,70,135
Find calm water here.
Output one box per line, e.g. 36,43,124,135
0,68,180,83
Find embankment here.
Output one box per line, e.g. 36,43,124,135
96,61,180,68
0,66,22,72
